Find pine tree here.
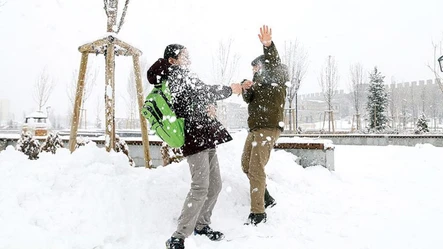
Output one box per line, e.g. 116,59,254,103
415,113,429,134
366,67,389,132
41,132,64,154
16,131,40,160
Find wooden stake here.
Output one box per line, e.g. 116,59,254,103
69,52,89,152
133,55,152,168
105,42,116,152
68,1,153,167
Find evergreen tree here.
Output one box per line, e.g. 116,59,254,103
16,131,40,160
415,113,429,134
366,67,389,132
40,132,64,154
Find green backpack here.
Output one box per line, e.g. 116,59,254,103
141,81,185,148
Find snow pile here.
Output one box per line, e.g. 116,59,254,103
1,131,443,249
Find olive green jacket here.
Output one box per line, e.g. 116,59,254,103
242,42,288,131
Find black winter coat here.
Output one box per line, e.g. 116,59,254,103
167,65,233,157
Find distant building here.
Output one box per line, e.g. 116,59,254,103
296,79,443,131
217,101,248,130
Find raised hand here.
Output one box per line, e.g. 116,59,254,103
258,25,272,47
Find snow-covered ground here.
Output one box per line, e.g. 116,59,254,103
1,130,442,249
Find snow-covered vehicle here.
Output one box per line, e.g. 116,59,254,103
22,111,51,137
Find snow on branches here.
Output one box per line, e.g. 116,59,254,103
415,113,430,134
41,132,64,154
115,135,134,166
161,143,183,166
16,131,40,160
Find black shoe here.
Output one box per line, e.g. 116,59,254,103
165,237,184,249
194,225,225,241
265,188,276,209
246,213,267,225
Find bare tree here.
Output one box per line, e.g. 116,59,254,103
124,69,138,129
121,56,149,130
427,41,443,94
318,55,339,132
282,40,308,132
33,69,55,111
211,38,240,127
94,95,103,129
348,63,365,131
67,65,98,128
388,77,400,130
139,56,151,96
212,38,240,85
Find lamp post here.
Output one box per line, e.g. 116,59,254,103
438,55,443,72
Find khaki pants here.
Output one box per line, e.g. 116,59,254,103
173,148,222,239
241,128,281,213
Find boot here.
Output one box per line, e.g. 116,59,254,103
165,237,184,249
194,225,224,241
264,188,276,209
246,212,267,225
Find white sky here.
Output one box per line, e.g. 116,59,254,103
1,0,443,120
1,131,443,248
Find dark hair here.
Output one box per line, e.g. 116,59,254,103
164,44,186,60
147,58,171,85
251,55,265,66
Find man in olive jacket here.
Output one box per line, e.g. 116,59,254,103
241,25,288,225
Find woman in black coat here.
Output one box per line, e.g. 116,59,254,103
147,44,242,249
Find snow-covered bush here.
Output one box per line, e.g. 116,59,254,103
0,139,7,151
115,135,134,166
415,113,429,134
16,131,40,160
75,137,91,149
40,132,64,154
161,142,183,166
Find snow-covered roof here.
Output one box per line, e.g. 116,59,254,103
25,111,47,118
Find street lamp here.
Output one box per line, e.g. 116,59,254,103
438,55,443,72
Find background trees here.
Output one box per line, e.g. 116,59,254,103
348,63,365,131
282,40,308,132
33,69,55,112
366,67,389,131
318,55,339,132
